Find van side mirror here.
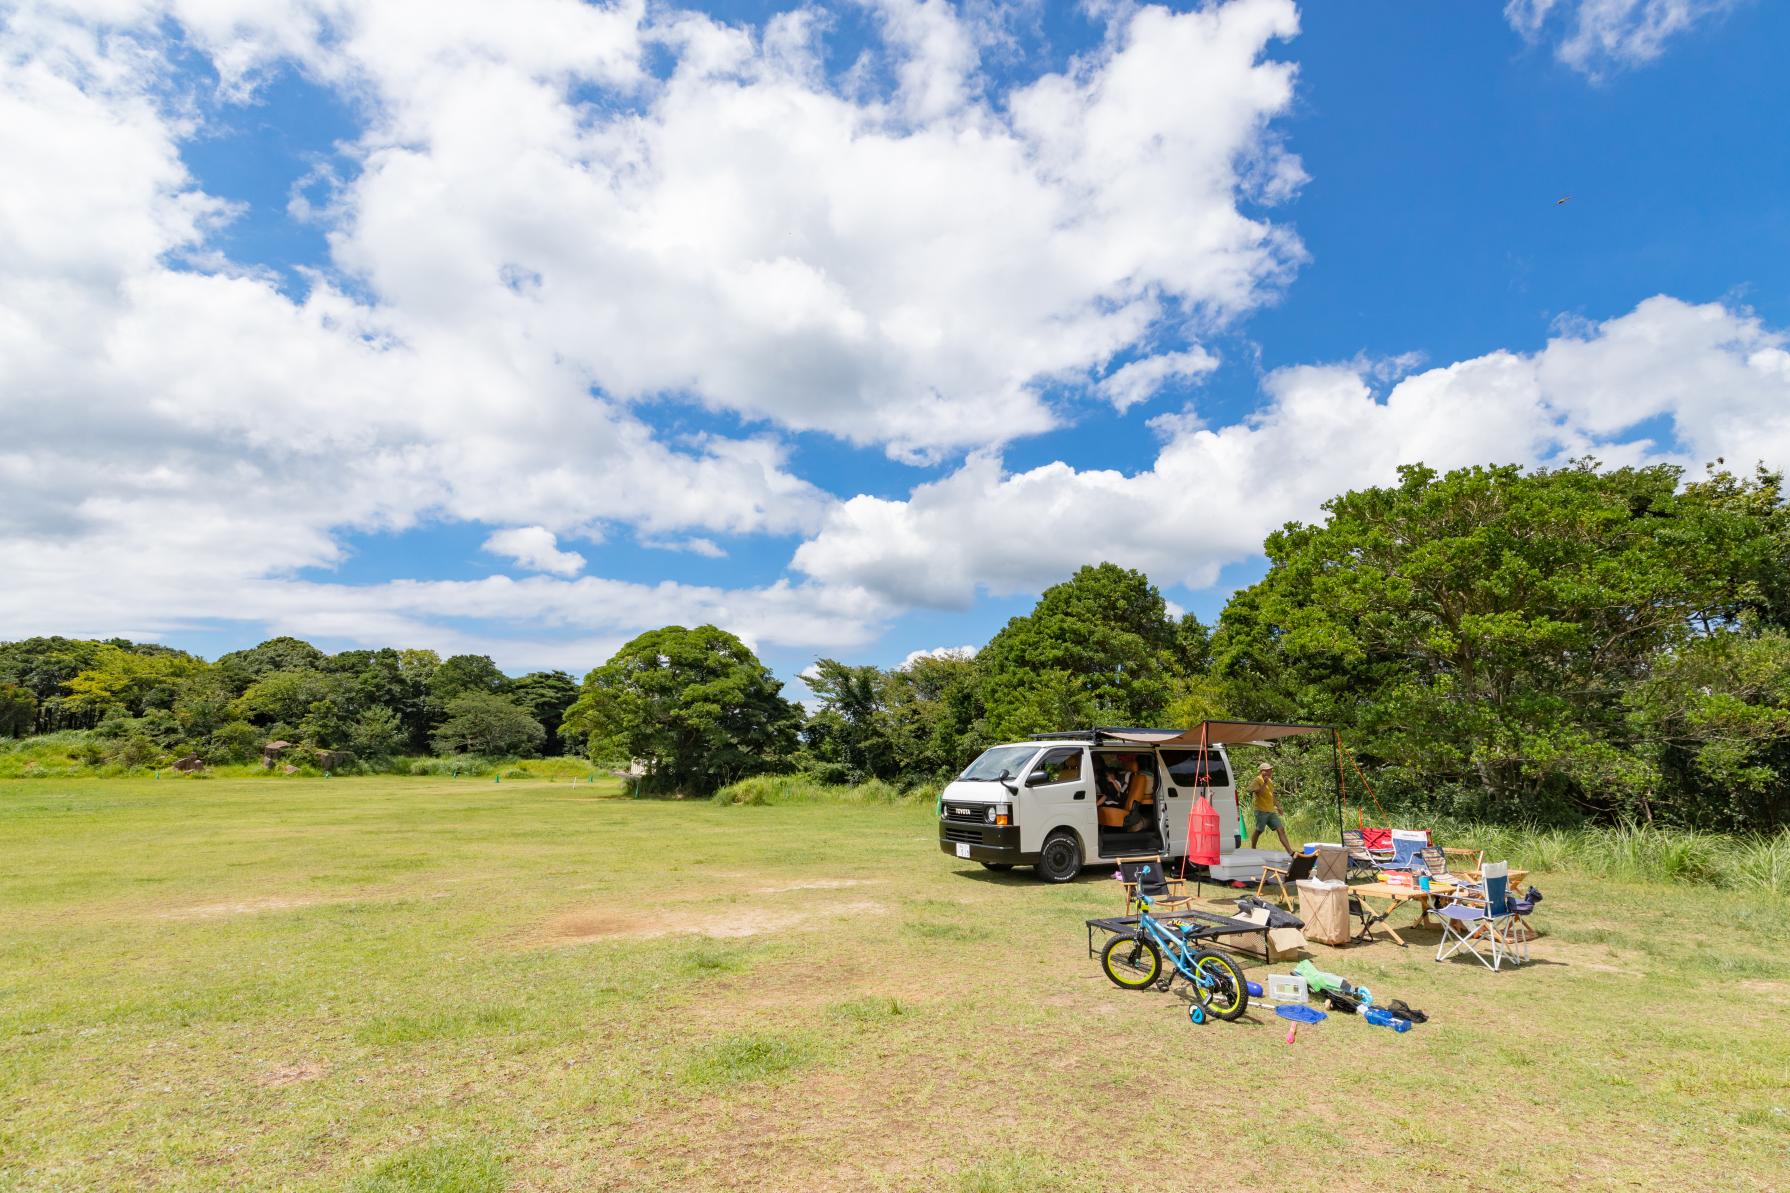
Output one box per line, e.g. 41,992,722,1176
1025,767,1050,787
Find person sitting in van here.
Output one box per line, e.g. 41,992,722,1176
1096,755,1155,832
1119,755,1156,832
1094,755,1124,803
1096,754,1131,828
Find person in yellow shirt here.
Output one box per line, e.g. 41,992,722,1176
1247,761,1293,855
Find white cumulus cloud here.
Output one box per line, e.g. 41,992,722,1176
482,527,587,576
793,296,1790,608
0,0,1309,660
900,644,978,668
1505,0,1741,77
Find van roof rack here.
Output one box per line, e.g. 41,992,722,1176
1032,727,1180,744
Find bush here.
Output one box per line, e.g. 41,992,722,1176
207,721,260,764
710,775,935,807
116,734,160,768
407,755,498,777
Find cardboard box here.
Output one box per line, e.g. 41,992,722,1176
1215,905,1308,961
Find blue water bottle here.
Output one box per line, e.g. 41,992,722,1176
1364,1007,1412,1033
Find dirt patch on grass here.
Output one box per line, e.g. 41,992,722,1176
532,899,887,946
254,1060,325,1087
158,896,337,920
1573,960,1643,977
752,879,873,894
1738,979,1790,996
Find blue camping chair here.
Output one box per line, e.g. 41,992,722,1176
1434,860,1524,970
1381,829,1431,871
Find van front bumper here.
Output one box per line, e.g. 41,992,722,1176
938,821,1035,865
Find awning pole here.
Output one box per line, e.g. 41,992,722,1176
1331,728,1345,844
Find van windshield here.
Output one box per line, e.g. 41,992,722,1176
958,746,1038,782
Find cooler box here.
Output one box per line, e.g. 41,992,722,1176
1297,878,1352,946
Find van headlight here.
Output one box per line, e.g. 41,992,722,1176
986,803,1012,826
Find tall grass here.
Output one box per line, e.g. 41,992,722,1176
710,773,942,807
1282,804,1790,896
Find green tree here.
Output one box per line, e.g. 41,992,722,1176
430,655,508,702
975,563,1181,741
0,637,105,732
216,636,328,691
801,659,898,782
506,670,580,755
300,694,354,749
206,720,261,764
341,649,431,747
1212,460,1789,824
62,645,209,722
233,670,337,728
1621,627,1790,830
0,683,36,737
564,625,799,794
883,650,983,777
430,692,545,757
172,676,235,739
349,707,405,759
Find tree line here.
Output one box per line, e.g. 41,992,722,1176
567,460,1790,832
0,636,578,768
5,459,1788,829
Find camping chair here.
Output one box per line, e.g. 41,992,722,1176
1116,856,1197,917
1414,846,1448,877
1339,829,1381,879
1254,852,1317,911
1434,861,1523,970
1358,826,1396,861
1381,829,1433,871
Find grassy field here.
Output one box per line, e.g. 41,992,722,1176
3,777,1788,1192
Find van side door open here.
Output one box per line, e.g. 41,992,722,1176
1089,748,1166,860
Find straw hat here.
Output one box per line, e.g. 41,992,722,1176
1258,761,1274,771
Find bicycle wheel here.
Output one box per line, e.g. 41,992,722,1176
1100,934,1162,990
1190,950,1250,1021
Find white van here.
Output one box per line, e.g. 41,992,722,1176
936,727,1294,884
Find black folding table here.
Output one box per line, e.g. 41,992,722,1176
1085,907,1271,963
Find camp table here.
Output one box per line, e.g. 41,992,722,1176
1346,881,1456,945
1085,907,1272,963
1348,870,1530,945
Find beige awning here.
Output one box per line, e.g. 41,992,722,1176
1101,720,1331,748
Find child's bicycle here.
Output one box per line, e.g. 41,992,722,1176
1098,895,1251,1024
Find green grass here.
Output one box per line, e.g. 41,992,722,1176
346,1141,505,1193
680,1032,818,1088
3,775,1788,1191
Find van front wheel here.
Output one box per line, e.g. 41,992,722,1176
1035,832,1082,884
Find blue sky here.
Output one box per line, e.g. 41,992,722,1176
4,0,1788,692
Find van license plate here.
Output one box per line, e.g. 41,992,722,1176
954,843,970,858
